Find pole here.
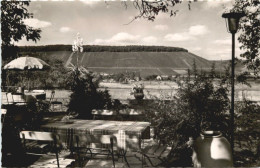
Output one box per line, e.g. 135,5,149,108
230,32,235,154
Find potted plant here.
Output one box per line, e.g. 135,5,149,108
130,84,144,100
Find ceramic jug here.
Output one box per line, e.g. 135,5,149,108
192,131,233,167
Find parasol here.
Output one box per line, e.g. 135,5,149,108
3,56,50,90
4,56,50,70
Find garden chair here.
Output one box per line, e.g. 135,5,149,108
91,109,116,120
135,140,170,167
4,92,29,106
49,90,63,111
74,134,129,168
19,131,60,167
2,92,11,105
2,92,22,106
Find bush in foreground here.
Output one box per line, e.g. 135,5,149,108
66,66,113,119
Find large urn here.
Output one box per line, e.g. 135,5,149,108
134,92,144,100
192,131,233,167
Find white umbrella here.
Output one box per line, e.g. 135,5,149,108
4,56,50,70
3,56,50,90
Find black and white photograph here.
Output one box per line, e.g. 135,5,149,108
1,0,260,167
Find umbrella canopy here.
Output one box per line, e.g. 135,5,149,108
3,56,50,91
3,56,50,70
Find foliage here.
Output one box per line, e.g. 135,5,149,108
66,66,113,119
145,74,158,81
2,54,69,90
123,0,186,22
19,45,188,52
233,99,260,166
110,71,141,83
235,99,259,152
1,45,20,63
144,62,230,165
130,84,144,94
231,0,260,75
176,70,230,136
1,1,41,61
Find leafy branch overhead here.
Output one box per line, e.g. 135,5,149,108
1,1,41,45
1,1,41,61
124,0,185,23
231,0,260,75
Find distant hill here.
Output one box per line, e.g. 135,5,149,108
19,45,188,52
19,45,231,77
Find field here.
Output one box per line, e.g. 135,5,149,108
99,81,260,101
3,80,258,106
41,81,260,102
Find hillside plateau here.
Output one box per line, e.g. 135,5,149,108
19,45,234,77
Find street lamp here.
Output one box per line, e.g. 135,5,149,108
222,12,245,154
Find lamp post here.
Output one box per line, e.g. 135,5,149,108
222,12,245,154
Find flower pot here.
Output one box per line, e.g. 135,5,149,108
134,93,144,100
192,131,233,167
17,87,24,94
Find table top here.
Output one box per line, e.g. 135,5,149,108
42,120,150,151
42,119,150,133
24,92,45,95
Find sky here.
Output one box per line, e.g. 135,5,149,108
16,0,244,60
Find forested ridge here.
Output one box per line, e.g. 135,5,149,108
19,45,188,52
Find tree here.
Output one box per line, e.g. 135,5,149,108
231,0,260,75
1,1,41,61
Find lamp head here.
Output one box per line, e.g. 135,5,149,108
222,12,246,34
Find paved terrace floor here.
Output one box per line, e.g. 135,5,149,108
2,114,165,167
3,139,169,168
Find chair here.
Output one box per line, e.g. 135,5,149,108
31,90,46,100
3,92,14,105
49,90,63,111
5,92,29,106
19,131,60,167
74,134,129,168
91,109,116,120
135,141,170,167
119,109,142,121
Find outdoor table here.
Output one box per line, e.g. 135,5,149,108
41,120,150,152
8,92,45,105
24,90,46,100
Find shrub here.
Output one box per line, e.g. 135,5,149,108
235,99,259,158
145,62,230,166
66,67,113,119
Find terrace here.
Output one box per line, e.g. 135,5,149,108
1,1,260,167
2,69,260,167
